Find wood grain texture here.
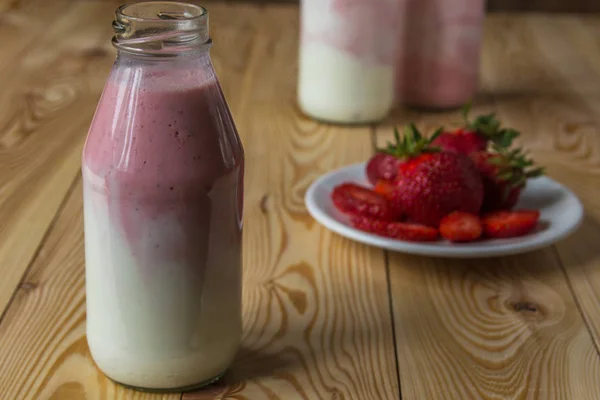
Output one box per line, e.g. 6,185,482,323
0,0,116,317
374,14,600,398
481,14,600,370
185,4,399,400
0,0,74,73
387,251,600,399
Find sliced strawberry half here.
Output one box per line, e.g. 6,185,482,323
351,216,438,242
331,183,396,220
482,209,540,239
439,211,483,242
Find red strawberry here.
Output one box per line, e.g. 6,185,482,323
439,211,483,242
331,183,396,220
382,124,483,227
366,153,401,186
351,216,438,242
396,152,483,226
432,103,520,155
470,146,544,212
482,210,540,238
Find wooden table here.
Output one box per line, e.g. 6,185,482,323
2,0,600,399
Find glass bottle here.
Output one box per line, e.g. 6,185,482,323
82,2,244,392
395,0,485,109
297,0,401,124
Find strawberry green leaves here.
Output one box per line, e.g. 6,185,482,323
462,101,520,149
487,143,545,188
379,124,442,159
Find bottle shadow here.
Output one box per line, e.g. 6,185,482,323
185,346,295,398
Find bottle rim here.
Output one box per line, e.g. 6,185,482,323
112,1,211,57
115,1,207,23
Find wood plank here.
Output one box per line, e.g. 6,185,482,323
185,4,399,400
388,251,600,399
481,14,600,359
375,14,600,398
392,251,600,399
0,1,116,317
0,0,75,72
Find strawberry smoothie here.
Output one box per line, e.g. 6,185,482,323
82,50,244,389
298,0,400,123
395,0,485,109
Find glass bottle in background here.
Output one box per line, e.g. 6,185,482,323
396,0,485,109
298,0,400,124
82,2,244,391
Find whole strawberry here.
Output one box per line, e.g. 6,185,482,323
383,124,484,227
432,103,520,155
432,127,487,155
470,145,544,212
366,153,401,186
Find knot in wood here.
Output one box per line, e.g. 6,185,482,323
330,388,344,400
260,194,270,214
19,281,38,291
511,301,539,313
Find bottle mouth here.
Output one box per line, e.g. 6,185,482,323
112,1,211,57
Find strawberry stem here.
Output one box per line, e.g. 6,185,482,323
461,101,472,125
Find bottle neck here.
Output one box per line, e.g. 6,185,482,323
112,1,211,58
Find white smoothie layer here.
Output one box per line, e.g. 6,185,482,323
83,166,241,389
298,42,394,124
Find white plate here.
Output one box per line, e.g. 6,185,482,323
305,162,584,258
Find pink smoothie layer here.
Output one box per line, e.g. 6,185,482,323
395,0,484,108
301,0,400,65
83,62,244,270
